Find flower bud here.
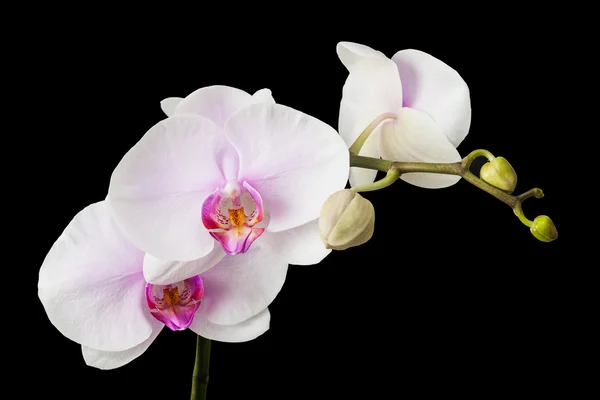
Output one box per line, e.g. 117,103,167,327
480,157,517,194
530,215,558,243
319,189,375,250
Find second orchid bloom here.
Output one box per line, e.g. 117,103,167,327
337,41,472,189
39,85,350,369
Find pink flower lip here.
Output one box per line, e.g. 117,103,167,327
145,275,204,331
202,180,266,255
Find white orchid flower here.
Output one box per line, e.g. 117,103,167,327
38,201,278,370
337,42,472,189
107,85,350,285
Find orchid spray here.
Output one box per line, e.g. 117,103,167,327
38,42,557,400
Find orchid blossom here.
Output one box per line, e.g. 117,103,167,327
106,85,350,285
337,41,471,189
38,201,281,370
36,43,558,400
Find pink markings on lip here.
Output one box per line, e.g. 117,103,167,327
201,180,265,255
145,275,204,331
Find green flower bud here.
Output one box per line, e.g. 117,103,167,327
319,189,375,250
530,215,558,242
480,157,518,194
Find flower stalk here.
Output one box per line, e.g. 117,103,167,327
348,112,397,154
349,150,547,233
190,335,211,400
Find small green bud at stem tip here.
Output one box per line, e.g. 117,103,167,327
530,215,558,243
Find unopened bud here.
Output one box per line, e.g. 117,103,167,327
530,215,558,243
319,189,375,250
480,157,518,194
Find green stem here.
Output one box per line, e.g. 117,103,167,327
352,168,400,192
517,188,544,202
349,151,544,227
512,189,545,227
350,153,463,176
459,170,517,208
462,149,495,169
348,113,397,154
513,203,533,227
190,335,211,400
349,152,392,172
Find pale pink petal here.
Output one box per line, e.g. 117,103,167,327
160,97,183,117
392,49,471,147
143,245,225,286
107,114,232,261
190,307,270,343
336,41,388,68
214,140,240,182
38,201,155,352
175,85,259,127
338,56,403,187
253,88,275,104
260,219,331,265
173,85,248,180
225,103,349,232
378,107,461,188
82,324,163,370
200,243,287,326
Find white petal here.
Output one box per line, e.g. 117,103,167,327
108,114,232,261
143,244,226,285
260,219,331,265
175,85,259,127
225,103,349,232
38,201,155,352
338,56,402,187
349,128,380,188
82,325,163,370
190,308,270,343
338,58,402,148
200,243,287,326
392,49,471,147
379,107,461,188
160,97,183,117
253,88,275,104
336,41,388,69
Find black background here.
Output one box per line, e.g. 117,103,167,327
21,14,572,399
